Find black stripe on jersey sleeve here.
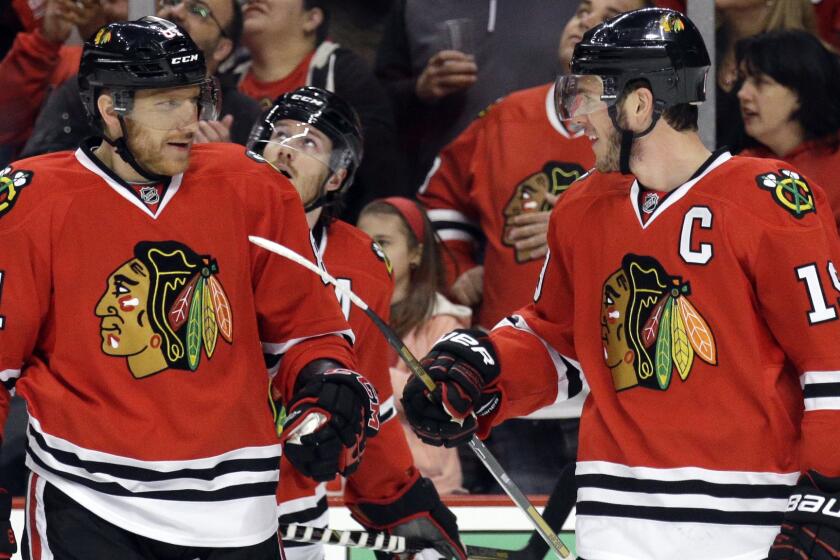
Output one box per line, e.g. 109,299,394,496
577,474,793,499
576,501,784,526
27,448,278,502
28,426,279,483
560,354,582,398
803,382,840,398
431,220,483,239
278,496,328,526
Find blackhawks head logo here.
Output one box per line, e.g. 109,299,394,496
601,254,717,392
0,166,33,218
502,162,586,263
95,241,233,379
756,169,814,219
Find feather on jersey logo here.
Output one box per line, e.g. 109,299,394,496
0,166,33,218
601,254,717,392
94,241,233,379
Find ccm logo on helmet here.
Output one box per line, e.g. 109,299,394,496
786,494,840,517
171,54,199,65
439,332,495,366
290,93,324,106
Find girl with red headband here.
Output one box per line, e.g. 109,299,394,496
358,197,471,494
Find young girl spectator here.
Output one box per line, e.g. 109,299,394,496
357,197,470,494
736,29,840,227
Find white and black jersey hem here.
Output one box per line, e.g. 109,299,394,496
278,485,329,552
575,460,798,560
25,415,281,547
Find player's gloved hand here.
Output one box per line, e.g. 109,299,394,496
282,366,380,482
768,470,840,560
0,490,17,559
402,329,501,447
351,476,467,560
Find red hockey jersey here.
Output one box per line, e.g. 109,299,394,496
488,152,840,560
277,220,418,552
417,83,595,328
0,142,356,547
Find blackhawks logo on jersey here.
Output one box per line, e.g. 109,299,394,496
95,241,233,379
0,166,33,219
502,161,586,263
756,169,815,219
601,254,717,392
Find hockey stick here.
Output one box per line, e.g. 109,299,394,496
249,235,574,559
280,523,513,559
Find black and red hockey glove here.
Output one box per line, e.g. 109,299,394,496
402,329,501,447
282,366,380,482
0,490,16,559
768,470,840,560
351,476,467,560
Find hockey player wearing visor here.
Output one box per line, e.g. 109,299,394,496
248,86,466,560
403,7,840,560
0,17,378,559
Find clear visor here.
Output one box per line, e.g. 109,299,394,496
248,120,345,180
117,78,220,131
554,74,618,121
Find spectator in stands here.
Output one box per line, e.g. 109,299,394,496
715,0,818,151
234,0,409,222
737,29,840,227
415,0,648,494
814,0,840,51
374,0,578,190
22,0,260,156
357,197,470,495
0,0,127,164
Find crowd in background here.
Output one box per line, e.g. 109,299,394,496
2,0,840,498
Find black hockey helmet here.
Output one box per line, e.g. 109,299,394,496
247,86,363,212
77,16,219,180
554,8,710,173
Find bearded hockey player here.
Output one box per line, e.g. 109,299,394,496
0,18,380,559
247,86,466,560
403,8,840,560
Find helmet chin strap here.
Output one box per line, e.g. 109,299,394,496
608,100,665,175
101,116,170,183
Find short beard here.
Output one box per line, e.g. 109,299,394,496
597,125,623,173
124,119,191,177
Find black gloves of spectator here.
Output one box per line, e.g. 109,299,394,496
402,329,501,447
282,366,380,482
769,470,840,560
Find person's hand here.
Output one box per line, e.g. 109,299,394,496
195,115,234,144
451,265,483,307
768,470,840,559
351,477,466,560
415,50,477,103
505,192,558,261
42,0,99,44
402,329,501,447
282,367,380,482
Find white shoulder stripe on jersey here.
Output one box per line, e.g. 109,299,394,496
262,328,356,356
493,315,583,400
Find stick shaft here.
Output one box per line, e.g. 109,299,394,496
250,236,574,559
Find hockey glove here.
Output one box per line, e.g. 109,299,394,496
768,470,840,560
282,367,380,482
402,329,501,447
351,476,467,560
0,490,16,559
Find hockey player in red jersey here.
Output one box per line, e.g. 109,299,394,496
417,0,649,330
403,8,840,560
0,17,380,559
247,86,466,560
